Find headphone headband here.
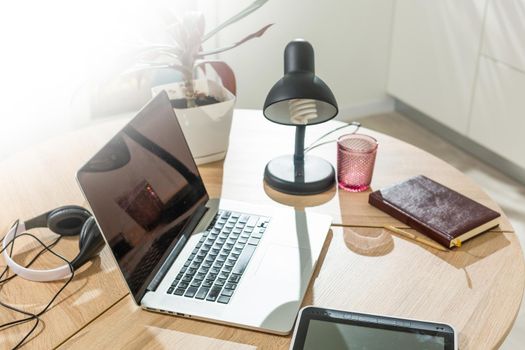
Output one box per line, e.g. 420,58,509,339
2,222,72,281
2,206,105,282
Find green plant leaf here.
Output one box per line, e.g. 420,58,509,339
198,23,273,57
202,0,269,43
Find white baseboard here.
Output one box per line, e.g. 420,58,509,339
336,96,395,122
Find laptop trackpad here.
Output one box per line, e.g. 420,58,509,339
245,243,316,332
255,243,315,281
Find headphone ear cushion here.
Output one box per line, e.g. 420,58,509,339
70,217,106,270
47,206,91,236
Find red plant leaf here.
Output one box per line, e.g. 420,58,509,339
195,60,236,96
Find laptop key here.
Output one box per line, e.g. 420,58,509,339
184,286,198,298
217,295,230,304
174,288,186,296
182,275,192,282
167,287,175,294
246,216,258,227
206,286,222,302
229,274,241,284
224,283,237,290
202,280,213,288
251,232,263,239
247,237,260,246
221,289,234,297
191,280,202,288
195,287,210,300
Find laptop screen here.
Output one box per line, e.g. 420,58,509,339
77,91,209,301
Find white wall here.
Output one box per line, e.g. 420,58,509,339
213,0,395,119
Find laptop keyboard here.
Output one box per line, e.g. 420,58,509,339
166,210,270,304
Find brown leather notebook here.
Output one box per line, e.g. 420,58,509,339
369,175,500,248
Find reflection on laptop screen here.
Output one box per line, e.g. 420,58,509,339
77,92,208,301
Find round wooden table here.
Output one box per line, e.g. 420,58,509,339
0,109,523,349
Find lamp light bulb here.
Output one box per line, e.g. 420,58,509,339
288,99,318,125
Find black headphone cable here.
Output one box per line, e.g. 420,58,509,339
0,221,74,349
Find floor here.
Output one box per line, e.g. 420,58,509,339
356,112,525,349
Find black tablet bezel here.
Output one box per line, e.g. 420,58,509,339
291,306,456,350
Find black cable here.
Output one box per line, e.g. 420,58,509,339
0,222,74,350
0,236,62,284
0,220,19,283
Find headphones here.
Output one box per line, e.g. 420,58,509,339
2,205,105,282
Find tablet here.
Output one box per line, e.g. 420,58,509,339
290,306,457,350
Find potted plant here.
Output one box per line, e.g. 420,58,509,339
131,0,272,164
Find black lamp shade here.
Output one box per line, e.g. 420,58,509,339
263,39,338,125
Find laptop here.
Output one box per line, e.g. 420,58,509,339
76,91,331,334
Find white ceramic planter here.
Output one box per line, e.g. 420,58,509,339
151,79,236,165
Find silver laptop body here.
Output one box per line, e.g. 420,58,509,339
76,91,331,334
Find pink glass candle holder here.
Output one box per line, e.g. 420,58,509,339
337,134,378,192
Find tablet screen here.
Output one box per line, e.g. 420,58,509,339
292,307,455,350
303,319,445,350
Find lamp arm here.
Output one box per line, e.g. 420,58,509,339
294,125,306,163
294,125,306,183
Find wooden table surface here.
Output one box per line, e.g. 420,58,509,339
0,110,523,349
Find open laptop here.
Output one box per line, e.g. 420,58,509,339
76,91,332,334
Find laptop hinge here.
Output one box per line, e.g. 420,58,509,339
145,204,209,293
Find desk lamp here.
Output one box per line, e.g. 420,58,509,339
263,39,338,195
